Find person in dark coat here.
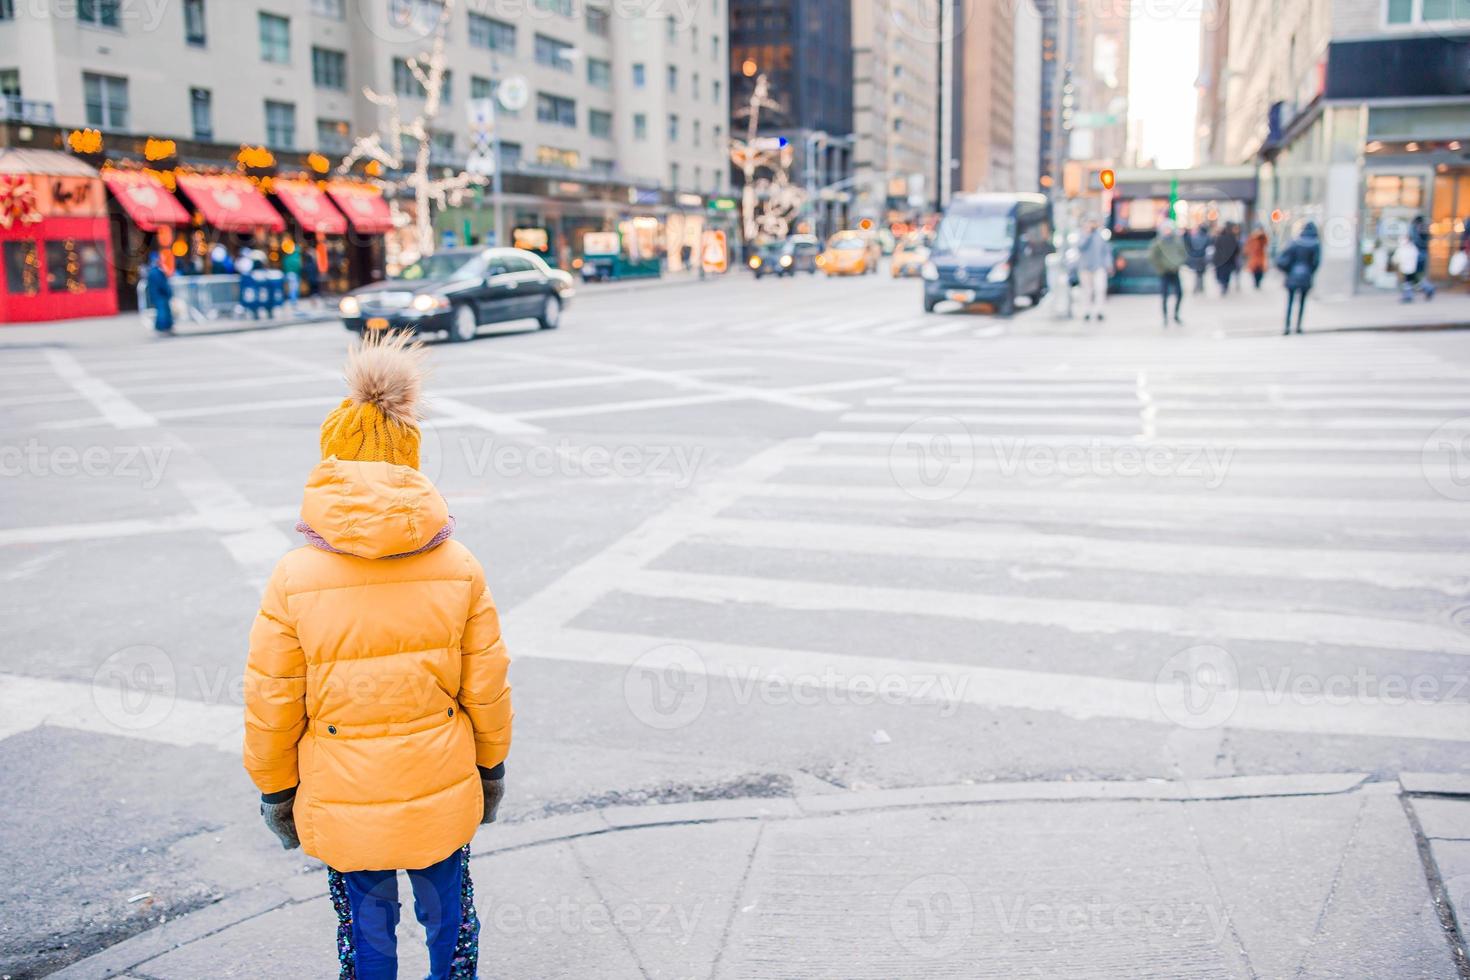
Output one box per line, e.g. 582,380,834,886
1184,224,1211,294
145,251,174,335
1275,222,1321,335
1211,223,1240,295
1402,215,1437,301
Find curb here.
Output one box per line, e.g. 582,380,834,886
48,771,1379,979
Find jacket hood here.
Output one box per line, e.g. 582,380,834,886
1301,222,1320,239
298,458,451,560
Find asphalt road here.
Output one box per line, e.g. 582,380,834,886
3,271,1469,976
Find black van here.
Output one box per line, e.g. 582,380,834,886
922,193,1054,315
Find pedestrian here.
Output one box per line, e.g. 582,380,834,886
1076,216,1112,322
282,243,303,314
1185,223,1211,294
1399,215,1437,302
1211,222,1240,295
1244,224,1269,289
243,331,511,980
1147,220,1188,328
1275,220,1321,335
145,250,173,335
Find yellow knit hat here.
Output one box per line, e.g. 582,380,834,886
320,331,425,469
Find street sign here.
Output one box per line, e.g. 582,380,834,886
467,98,496,129
466,152,496,176
497,76,530,113
1072,112,1120,129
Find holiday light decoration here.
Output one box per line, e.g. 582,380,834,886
730,74,806,242
336,0,484,258
0,174,43,229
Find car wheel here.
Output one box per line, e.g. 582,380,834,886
923,297,938,313
451,304,477,343
538,294,562,330
997,287,1016,318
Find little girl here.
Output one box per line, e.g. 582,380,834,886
243,332,512,979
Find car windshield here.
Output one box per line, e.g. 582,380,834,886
832,238,866,251
935,212,1013,252
397,253,480,281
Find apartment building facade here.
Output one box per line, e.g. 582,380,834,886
1219,0,1470,293
851,0,939,225
0,0,732,264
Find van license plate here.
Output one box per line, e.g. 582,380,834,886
366,317,390,330
946,290,976,303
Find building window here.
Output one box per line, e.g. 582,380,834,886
312,48,347,90
633,112,647,140
78,0,120,28
310,0,345,18
588,58,611,90
693,119,700,146
83,72,128,129
190,87,212,141
389,0,445,36
711,35,718,60
666,15,676,42
265,100,296,147
692,71,699,99
667,113,678,141
667,65,677,94
259,13,290,64
45,240,109,291
431,132,455,162
0,69,19,99
471,76,520,116
393,59,449,101
183,0,206,45
536,91,576,127
586,4,609,36
589,109,612,138
632,63,646,88
690,25,697,53
669,162,679,189
535,34,574,71
713,79,721,105
591,158,614,174
3,241,39,296
534,0,572,14
317,117,350,153
469,12,515,52
0,1,13,20
537,146,579,169
500,142,522,168
695,165,702,188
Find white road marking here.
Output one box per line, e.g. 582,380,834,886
812,428,1449,453
618,568,1470,654
693,516,1470,594
0,673,242,749
432,395,545,434
42,350,157,429
0,505,299,547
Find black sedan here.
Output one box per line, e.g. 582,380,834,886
339,247,574,342
747,235,821,278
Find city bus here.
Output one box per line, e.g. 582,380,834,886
1106,166,1259,293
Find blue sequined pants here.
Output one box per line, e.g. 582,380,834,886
328,845,480,979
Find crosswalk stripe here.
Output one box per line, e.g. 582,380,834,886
617,568,1470,654
692,516,1470,594
870,395,1470,412
525,627,1470,743
790,452,1450,482
838,411,1470,433
812,430,1452,452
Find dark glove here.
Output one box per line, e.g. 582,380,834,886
260,794,300,850
480,777,504,825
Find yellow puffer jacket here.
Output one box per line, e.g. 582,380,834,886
243,458,512,872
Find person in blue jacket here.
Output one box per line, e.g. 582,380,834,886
145,251,174,335
1275,222,1321,336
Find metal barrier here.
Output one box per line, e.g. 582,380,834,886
136,271,288,327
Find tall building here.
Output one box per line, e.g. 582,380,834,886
729,0,854,238
1218,0,1470,294
0,0,731,264
851,0,940,223
1012,0,1042,192
1194,0,1231,165
943,0,1020,196
1067,0,1129,168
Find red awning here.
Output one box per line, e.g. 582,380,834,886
100,170,190,231
326,182,395,235
273,179,348,235
177,173,285,233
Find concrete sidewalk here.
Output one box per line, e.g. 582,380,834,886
52,774,1470,979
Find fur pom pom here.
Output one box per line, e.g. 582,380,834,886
343,330,427,425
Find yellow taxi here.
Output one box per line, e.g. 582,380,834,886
890,235,932,278
817,231,880,276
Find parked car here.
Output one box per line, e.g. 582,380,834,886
818,231,881,276
890,235,931,278
748,236,821,278
339,247,574,341
922,193,1053,315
